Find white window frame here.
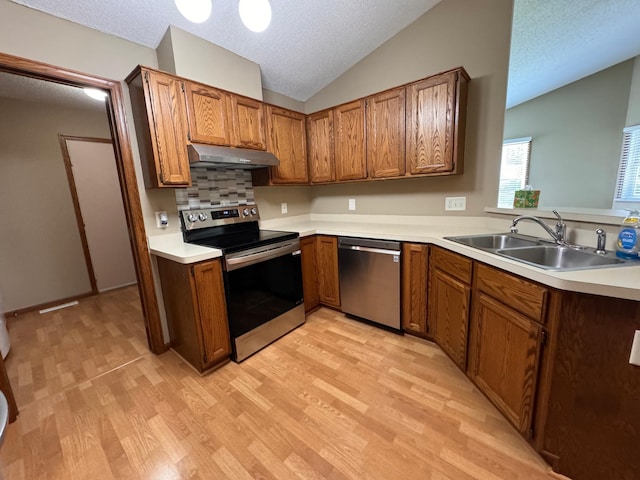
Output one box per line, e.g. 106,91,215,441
498,137,532,208
614,125,640,203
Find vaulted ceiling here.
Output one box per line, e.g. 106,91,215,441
6,0,640,108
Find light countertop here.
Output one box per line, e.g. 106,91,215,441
148,214,640,301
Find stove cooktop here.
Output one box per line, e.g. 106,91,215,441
189,229,298,254
181,205,298,254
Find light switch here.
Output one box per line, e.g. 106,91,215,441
281,203,288,214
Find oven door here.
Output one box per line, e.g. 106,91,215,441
224,238,304,360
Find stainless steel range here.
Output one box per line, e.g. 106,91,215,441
181,205,304,362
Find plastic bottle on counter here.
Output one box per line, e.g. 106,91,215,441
615,209,640,260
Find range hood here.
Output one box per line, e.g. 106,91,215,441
187,144,279,169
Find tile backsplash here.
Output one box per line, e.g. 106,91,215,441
175,168,255,211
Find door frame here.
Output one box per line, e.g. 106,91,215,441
0,52,165,354
58,135,113,295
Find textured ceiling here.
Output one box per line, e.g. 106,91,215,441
6,1,640,107
0,71,106,112
508,0,640,108
10,0,441,101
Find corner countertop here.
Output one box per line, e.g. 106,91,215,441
147,214,640,301
148,233,223,264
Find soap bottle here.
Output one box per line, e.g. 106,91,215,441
616,210,640,260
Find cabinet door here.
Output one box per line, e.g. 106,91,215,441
366,88,406,178
266,106,309,184
183,81,232,146
144,70,191,185
401,243,429,336
192,260,231,367
316,235,340,308
406,72,455,174
469,292,543,437
307,109,335,183
429,268,470,369
301,236,320,312
230,95,267,150
334,100,366,181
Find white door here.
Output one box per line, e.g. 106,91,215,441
63,138,136,292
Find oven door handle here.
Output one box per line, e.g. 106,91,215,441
225,240,300,271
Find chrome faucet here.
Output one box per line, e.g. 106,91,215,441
510,210,567,245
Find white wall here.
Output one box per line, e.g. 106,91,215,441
0,97,111,312
157,26,263,100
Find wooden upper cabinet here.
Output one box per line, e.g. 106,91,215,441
127,67,191,187
230,95,267,150
406,69,468,176
307,109,335,183
366,88,406,178
266,106,309,184
334,100,367,181
182,81,233,146
401,243,429,336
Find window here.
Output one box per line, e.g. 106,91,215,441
615,125,640,202
498,137,531,208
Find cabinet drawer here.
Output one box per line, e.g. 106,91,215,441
475,264,548,323
431,247,472,284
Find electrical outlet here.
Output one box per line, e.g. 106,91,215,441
348,198,356,211
281,202,288,214
445,196,466,211
155,211,168,228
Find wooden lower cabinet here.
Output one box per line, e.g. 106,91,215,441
468,292,543,437
316,235,340,308
156,257,231,373
428,247,472,369
540,292,640,480
467,263,547,439
401,243,429,336
300,236,320,313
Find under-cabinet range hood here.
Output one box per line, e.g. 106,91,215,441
187,144,279,169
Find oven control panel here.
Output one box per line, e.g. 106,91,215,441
181,205,259,230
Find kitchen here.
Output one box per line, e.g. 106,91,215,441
0,0,639,479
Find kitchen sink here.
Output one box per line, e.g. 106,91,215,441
495,245,632,271
444,233,546,250
445,233,636,271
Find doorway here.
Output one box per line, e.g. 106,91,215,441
59,136,137,293
0,52,163,355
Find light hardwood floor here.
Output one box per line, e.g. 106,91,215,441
0,287,561,479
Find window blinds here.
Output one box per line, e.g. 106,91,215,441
498,137,531,208
615,125,640,202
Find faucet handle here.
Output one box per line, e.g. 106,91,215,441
553,210,567,243
595,228,607,254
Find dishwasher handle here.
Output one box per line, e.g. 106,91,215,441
339,245,400,256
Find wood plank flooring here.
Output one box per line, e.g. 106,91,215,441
0,287,562,479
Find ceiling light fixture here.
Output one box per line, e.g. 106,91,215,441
174,0,212,24
84,88,108,101
239,0,272,33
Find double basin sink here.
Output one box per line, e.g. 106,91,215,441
444,233,635,271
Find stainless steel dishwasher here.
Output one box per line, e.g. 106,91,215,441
338,237,401,329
